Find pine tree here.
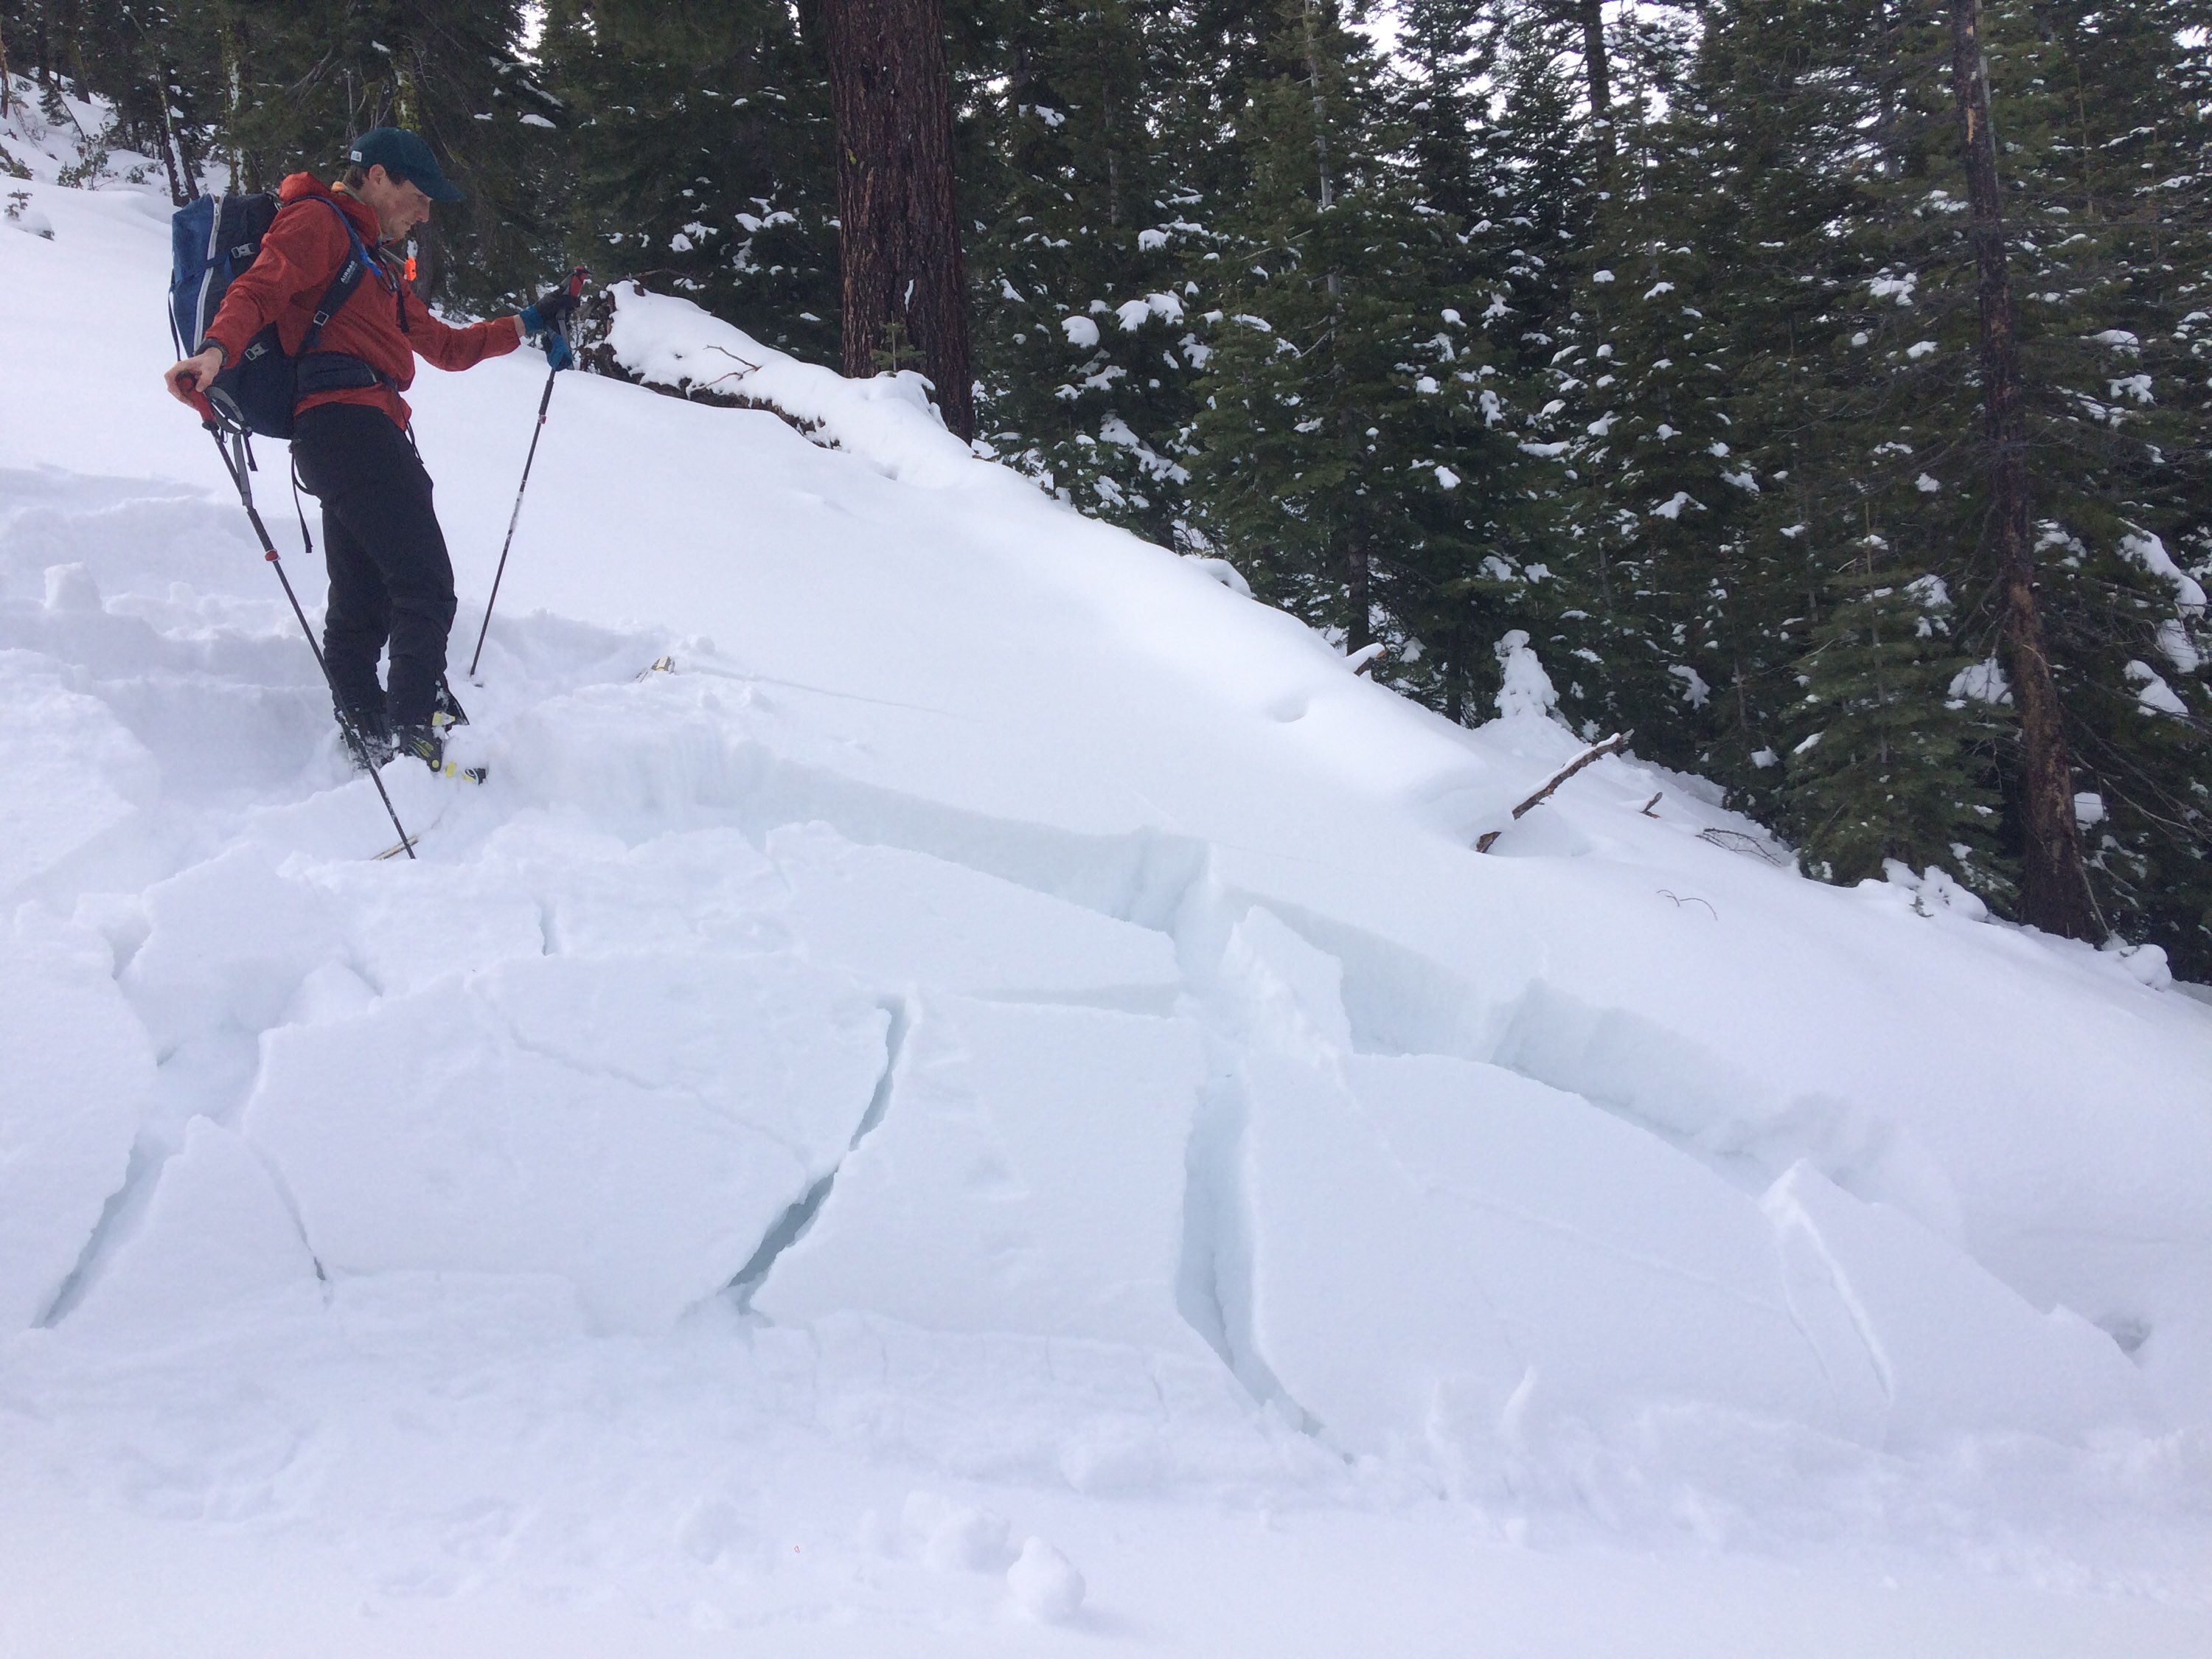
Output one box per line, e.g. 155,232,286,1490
964,0,1217,548
3,0,224,201
1986,0,2212,966
171,0,559,309
1562,0,2211,964
1544,3,1768,763
13,1,202,200
1785,556,2006,886
1692,0,2012,876
540,0,838,355
1753,0,2212,953
1190,0,1476,660
1382,0,1583,721
2,2,557,301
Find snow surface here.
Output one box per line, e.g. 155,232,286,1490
3,95,2211,1654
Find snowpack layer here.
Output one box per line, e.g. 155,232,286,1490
2,100,2210,1654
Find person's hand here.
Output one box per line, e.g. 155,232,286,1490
519,287,579,337
164,345,224,406
543,332,574,372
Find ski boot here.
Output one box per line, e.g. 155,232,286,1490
340,712,394,774
393,723,487,784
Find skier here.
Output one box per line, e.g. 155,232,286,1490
162,127,577,771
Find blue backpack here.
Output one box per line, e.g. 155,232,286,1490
169,192,391,439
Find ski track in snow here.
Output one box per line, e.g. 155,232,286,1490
3,97,2212,1655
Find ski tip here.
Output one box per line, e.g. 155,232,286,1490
636,654,677,681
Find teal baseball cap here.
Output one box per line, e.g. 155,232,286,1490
349,127,463,202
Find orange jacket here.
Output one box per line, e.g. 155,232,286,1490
201,172,518,430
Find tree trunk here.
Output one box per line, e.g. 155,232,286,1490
1346,528,1372,650
1298,0,1334,211
153,63,197,205
1301,0,1365,644
1575,0,1612,173
1947,0,2100,940
821,0,974,440
153,109,185,204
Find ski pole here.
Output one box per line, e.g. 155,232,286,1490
204,422,417,860
467,265,589,681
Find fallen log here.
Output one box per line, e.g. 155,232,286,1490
1475,731,1630,852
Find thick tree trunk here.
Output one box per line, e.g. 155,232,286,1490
1947,0,2100,941
821,0,974,440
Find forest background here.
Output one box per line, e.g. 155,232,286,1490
5,0,2208,976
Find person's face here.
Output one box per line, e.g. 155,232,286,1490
359,164,433,243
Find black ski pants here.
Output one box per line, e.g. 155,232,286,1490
291,402,456,734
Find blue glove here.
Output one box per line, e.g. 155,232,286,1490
543,332,574,372
519,288,580,336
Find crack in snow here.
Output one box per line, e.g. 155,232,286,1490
726,995,913,1310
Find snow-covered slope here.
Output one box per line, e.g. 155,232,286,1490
4,94,2211,1655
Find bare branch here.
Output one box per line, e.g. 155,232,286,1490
1475,731,1630,852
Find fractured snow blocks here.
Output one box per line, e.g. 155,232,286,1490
0,919,152,1329
243,952,888,1335
10,811,2157,1462
1214,907,2152,1461
753,995,1214,1363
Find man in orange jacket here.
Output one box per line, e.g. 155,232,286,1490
163,128,575,771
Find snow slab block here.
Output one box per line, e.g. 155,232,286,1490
529,824,790,959
121,846,344,1054
0,916,153,1329
1762,1161,2152,1446
62,1116,323,1341
307,858,550,1002
754,995,1214,1360
0,649,156,901
1243,1048,1843,1458
768,821,1180,1003
242,951,888,1334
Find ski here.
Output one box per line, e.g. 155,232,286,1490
367,751,486,860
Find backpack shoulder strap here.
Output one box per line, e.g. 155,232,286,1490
285,196,380,355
